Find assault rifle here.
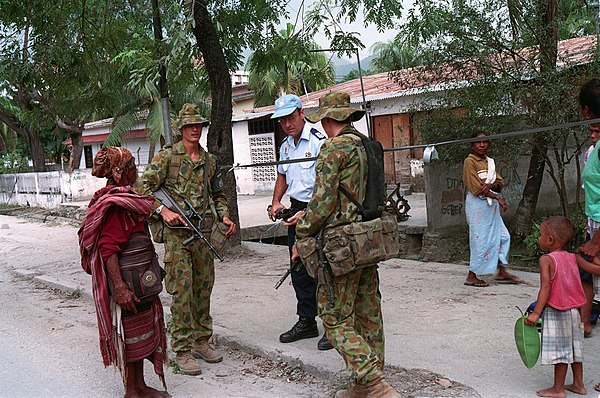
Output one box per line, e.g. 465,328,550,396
274,260,302,290
154,187,224,261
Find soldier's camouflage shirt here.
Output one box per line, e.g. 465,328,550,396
137,141,229,220
296,126,368,238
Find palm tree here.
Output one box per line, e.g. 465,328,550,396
370,35,424,73
247,23,335,107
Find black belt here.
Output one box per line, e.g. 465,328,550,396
290,198,308,211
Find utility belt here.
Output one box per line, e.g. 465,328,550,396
296,211,400,279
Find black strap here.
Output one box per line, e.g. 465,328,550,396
339,184,367,216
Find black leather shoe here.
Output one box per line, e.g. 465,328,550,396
317,333,334,351
279,317,319,343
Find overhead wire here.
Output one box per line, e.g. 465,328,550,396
220,117,600,171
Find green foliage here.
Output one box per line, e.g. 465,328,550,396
523,221,541,258
370,35,424,72
246,23,335,107
0,151,28,174
305,0,403,58
514,307,540,369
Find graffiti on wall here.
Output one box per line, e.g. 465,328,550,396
438,161,524,218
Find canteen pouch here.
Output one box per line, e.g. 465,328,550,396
148,213,165,244
209,220,229,253
380,211,400,258
323,226,356,276
296,237,322,279
112,232,164,303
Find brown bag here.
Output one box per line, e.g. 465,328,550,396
112,231,163,303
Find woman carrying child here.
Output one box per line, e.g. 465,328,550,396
463,130,523,287
526,216,587,398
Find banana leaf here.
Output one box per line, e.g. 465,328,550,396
514,306,540,369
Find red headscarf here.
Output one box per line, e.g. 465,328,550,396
91,147,134,186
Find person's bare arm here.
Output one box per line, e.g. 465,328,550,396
270,173,288,217
525,255,552,325
577,232,600,257
105,254,139,313
577,254,600,275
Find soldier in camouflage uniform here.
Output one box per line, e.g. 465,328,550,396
138,103,237,376
291,92,399,398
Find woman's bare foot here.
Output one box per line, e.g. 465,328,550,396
137,386,170,398
565,383,587,395
536,387,565,398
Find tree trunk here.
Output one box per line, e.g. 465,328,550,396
148,140,156,164
190,1,240,245
27,130,46,172
508,0,558,238
69,132,84,172
0,125,7,155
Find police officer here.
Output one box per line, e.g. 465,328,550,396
269,94,333,351
291,92,399,397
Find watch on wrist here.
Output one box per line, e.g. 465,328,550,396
155,204,164,215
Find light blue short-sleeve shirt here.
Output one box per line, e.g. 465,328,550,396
277,123,326,203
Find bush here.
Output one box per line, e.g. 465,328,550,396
523,212,587,257
0,152,28,174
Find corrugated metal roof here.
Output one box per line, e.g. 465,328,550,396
231,111,273,122
253,35,598,114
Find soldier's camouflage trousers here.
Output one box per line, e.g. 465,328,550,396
163,229,215,353
317,264,384,385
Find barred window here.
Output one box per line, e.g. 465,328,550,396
249,134,276,182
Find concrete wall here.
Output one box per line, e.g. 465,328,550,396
424,155,579,230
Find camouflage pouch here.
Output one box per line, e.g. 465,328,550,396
209,220,229,253
324,211,399,275
296,237,322,279
380,211,400,259
341,218,386,267
148,213,165,244
323,225,356,276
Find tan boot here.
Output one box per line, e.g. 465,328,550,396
365,379,398,398
174,351,202,376
192,340,223,363
334,384,367,398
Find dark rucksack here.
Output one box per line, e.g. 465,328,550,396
338,130,386,221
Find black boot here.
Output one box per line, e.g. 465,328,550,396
279,317,319,343
317,333,334,351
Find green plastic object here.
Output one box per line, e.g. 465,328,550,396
514,307,541,369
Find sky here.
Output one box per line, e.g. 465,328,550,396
282,0,415,59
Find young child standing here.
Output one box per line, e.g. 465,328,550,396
526,216,587,398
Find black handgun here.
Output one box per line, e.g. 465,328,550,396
267,205,295,222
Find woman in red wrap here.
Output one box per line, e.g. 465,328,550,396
79,147,168,398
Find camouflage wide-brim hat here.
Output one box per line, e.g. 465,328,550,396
175,103,210,130
305,91,365,123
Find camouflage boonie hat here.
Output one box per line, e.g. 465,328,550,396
175,103,209,130
305,91,365,123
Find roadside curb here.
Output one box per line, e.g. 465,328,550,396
12,269,93,301
10,268,339,383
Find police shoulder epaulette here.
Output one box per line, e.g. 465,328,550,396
310,128,326,140
279,136,288,146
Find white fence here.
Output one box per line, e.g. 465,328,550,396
0,169,107,209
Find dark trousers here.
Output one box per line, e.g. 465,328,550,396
288,198,318,319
